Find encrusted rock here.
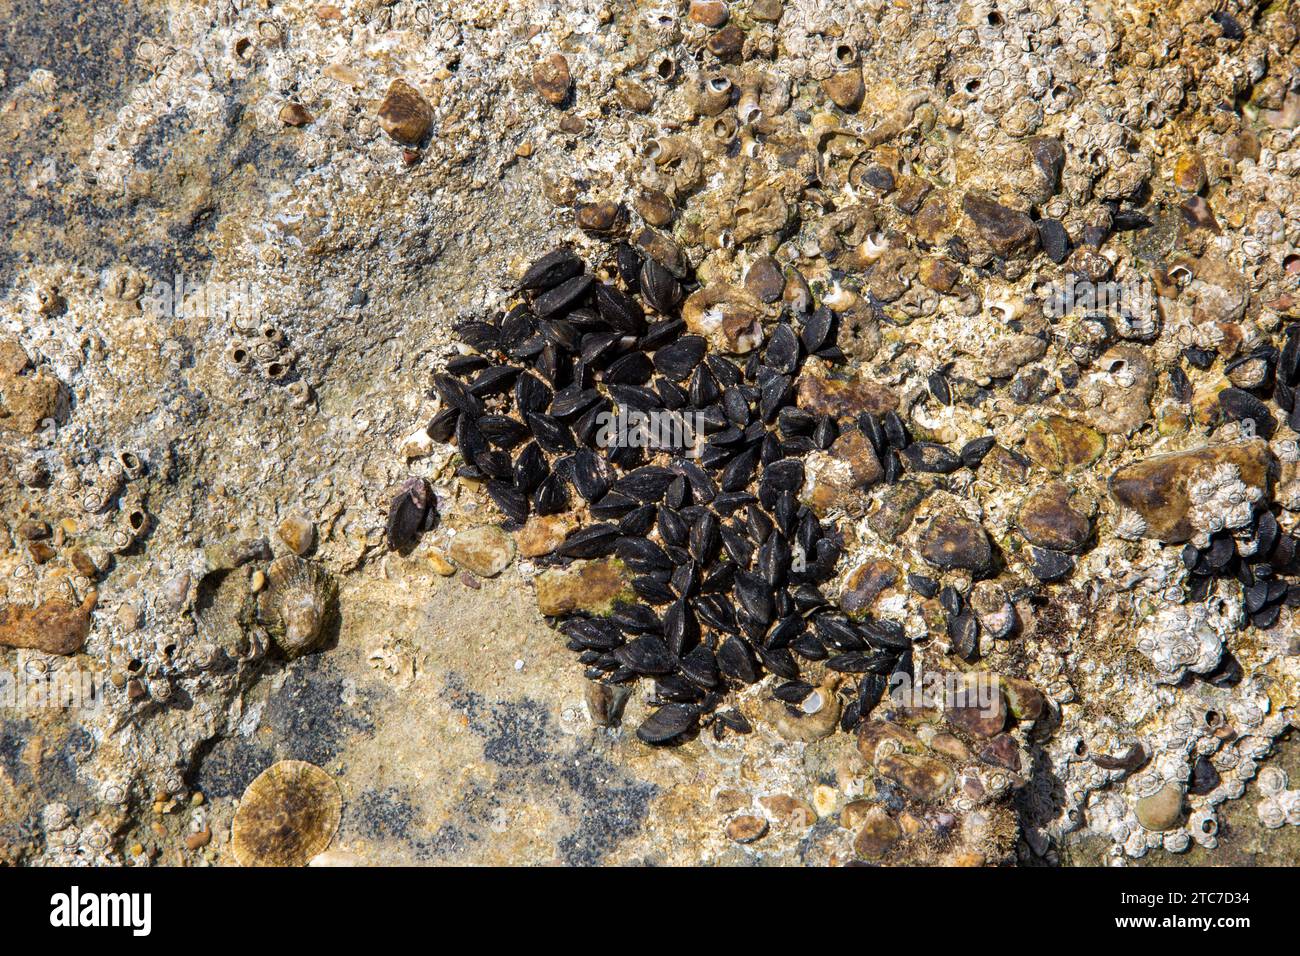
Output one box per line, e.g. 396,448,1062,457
376,79,432,145
760,683,840,741
449,525,515,578
853,807,901,859
869,480,930,543
795,363,898,419
0,338,68,433
961,192,1039,259
877,752,954,802
516,514,579,558
0,593,96,655
840,558,899,618
945,673,1007,738
1109,440,1272,543
532,53,572,106
1016,481,1091,553
725,814,768,844
1022,416,1104,473
800,430,882,517
534,559,633,616
680,284,764,354
918,512,993,574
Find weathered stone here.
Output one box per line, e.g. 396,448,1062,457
613,77,654,113
1016,481,1091,553
758,794,815,826
1022,416,1104,473
918,513,992,574
877,752,954,801
799,430,882,517
1135,782,1185,831
927,732,970,761
918,257,959,293
632,189,673,228
449,525,514,577
981,445,1030,484
912,193,953,244
868,480,930,543
853,807,901,859
0,358,68,434
999,676,1047,721
688,0,728,27
575,200,622,234
978,734,1021,771
516,514,578,557
840,558,899,618
795,364,898,419
962,192,1039,258
376,79,432,145
706,23,745,60
964,332,1046,380
892,175,933,215
944,674,1007,738
534,559,633,616
725,814,768,843
0,593,96,655
532,53,572,106
1109,440,1272,543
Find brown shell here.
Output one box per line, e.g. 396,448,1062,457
256,556,337,658
376,79,432,145
231,760,341,866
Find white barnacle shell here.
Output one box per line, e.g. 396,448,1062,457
41,803,74,832
1272,438,1300,463
1113,510,1147,541
858,232,889,264
1258,766,1289,797
1258,799,1286,829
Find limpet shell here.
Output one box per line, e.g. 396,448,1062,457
256,556,338,658
231,760,341,867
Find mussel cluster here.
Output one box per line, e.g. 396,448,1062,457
430,245,915,744
1182,330,1300,636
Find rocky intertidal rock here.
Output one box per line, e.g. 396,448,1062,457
1110,441,1272,543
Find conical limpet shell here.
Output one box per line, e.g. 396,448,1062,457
231,760,341,867
256,556,337,658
